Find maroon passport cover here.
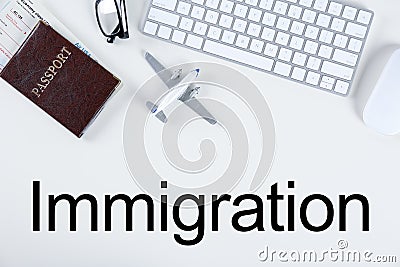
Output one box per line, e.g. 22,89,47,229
0,21,121,138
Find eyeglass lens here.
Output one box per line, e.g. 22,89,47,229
97,0,120,36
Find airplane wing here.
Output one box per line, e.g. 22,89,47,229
182,98,217,125
178,86,217,125
145,52,183,89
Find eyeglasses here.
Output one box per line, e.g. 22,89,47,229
95,0,129,43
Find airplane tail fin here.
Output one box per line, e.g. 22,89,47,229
146,101,168,123
155,111,168,123
146,101,158,113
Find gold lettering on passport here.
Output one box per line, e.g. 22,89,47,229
32,46,72,98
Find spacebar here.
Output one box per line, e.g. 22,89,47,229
203,40,274,71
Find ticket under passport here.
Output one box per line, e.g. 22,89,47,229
0,0,96,71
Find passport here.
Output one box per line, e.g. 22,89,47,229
0,21,121,138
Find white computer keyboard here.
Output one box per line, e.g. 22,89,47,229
141,0,373,96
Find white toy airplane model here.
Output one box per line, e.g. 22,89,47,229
145,52,217,125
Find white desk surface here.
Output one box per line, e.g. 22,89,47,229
0,0,399,266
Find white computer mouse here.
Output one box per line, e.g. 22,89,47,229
363,49,400,135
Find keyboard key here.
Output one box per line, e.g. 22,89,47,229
292,52,307,66
205,10,220,24
327,2,342,16
236,34,250,48
320,76,335,90
357,10,372,25
205,0,220,9
302,9,317,23
177,1,191,15
345,22,367,38
248,8,263,22
261,27,276,41
276,32,290,46
278,48,293,61
335,80,350,95
319,30,334,43
204,40,274,71
342,6,357,20
152,0,178,11
172,30,186,43
247,0,259,5
274,1,288,15
179,17,194,31
246,0,260,6
144,21,158,35
264,43,279,57
247,23,262,36
191,6,206,19
304,25,319,39
331,18,345,32
306,71,321,85
314,0,328,12
208,26,222,40
348,38,363,52
219,14,234,28
332,49,358,67
221,30,236,44
318,45,333,58
289,36,304,50
333,34,348,48
316,14,331,28
220,0,234,13
234,4,249,18
186,34,204,49
299,0,313,7
259,0,274,10
304,40,319,54
274,61,292,76
233,19,248,32
321,61,353,80
306,56,321,70
250,39,265,53
276,17,291,31
288,5,302,19
291,67,306,81
290,21,305,35
149,7,180,27
262,12,277,26
157,25,172,39
193,22,208,35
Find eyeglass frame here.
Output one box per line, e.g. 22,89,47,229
95,0,129,43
